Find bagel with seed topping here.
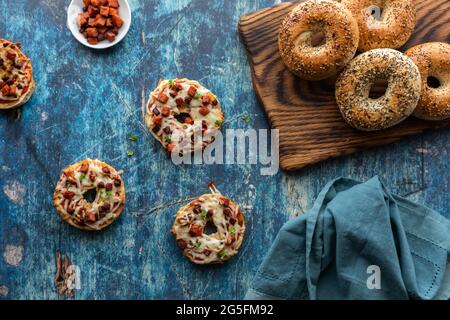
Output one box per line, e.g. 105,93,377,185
341,0,416,52
405,42,450,121
336,48,421,131
278,0,359,80
53,159,126,231
0,39,35,110
144,78,224,155
172,184,245,264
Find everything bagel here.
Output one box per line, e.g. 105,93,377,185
336,49,421,131
405,42,450,121
53,159,126,231
0,39,35,110
144,78,224,155
172,184,245,264
278,0,359,80
341,0,416,52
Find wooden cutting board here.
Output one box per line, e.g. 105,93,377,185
238,0,450,171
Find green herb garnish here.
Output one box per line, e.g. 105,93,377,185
164,136,172,144
129,135,138,142
241,114,251,123
66,183,73,188
79,174,86,181
193,92,201,100
219,250,227,260
126,149,134,157
230,226,237,235
194,241,202,249
215,120,223,127
104,190,112,198
168,79,175,86
200,209,210,222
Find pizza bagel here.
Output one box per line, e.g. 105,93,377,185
172,183,245,265
144,78,224,155
53,159,125,231
0,39,35,110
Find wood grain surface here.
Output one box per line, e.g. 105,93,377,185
0,0,448,301
239,0,450,171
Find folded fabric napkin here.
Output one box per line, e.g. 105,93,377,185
246,177,450,300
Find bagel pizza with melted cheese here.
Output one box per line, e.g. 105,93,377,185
405,42,450,121
341,0,416,52
278,0,359,80
172,184,245,264
144,78,224,155
0,39,35,109
53,159,125,231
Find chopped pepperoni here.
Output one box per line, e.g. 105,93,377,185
184,117,193,124
105,183,113,191
166,143,176,153
175,98,184,107
175,83,183,91
184,97,192,105
161,105,171,117
189,224,203,237
157,92,169,103
202,95,211,105
187,86,197,97
199,107,210,116
63,191,75,199
89,173,96,182
86,212,97,222
102,166,110,174
177,239,187,249
152,115,162,126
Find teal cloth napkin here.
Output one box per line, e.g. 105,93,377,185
246,177,450,300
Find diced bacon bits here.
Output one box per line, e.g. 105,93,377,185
175,98,184,107
152,115,162,126
6,50,16,61
157,92,169,103
202,95,211,105
77,0,124,44
187,86,197,97
172,191,245,265
53,159,126,231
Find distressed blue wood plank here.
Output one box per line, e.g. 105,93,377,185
0,0,448,300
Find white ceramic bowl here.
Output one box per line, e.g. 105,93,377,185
67,0,131,49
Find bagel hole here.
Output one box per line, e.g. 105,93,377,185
368,5,383,21
204,222,218,235
310,31,326,47
83,188,97,203
369,79,389,99
174,112,191,124
427,76,441,88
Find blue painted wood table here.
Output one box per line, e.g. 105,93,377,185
0,0,449,300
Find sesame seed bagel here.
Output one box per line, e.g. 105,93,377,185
144,78,224,155
341,0,416,52
405,42,450,121
278,0,359,80
336,49,421,131
172,184,245,265
53,159,126,231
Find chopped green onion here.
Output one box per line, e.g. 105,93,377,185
168,79,175,86
194,241,202,249
126,150,134,157
164,136,172,144
129,135,138,142
219,250,227,260
200,209,209,222
241,114,251,123
104,191,112,198
79,174,86,181
194,92,201,100
215,120,223,127
230,226,237,235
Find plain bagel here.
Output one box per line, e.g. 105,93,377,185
341,0,416,52
0,39,35,110
278,0,359,80
336,49,421,131
405,42,450,121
